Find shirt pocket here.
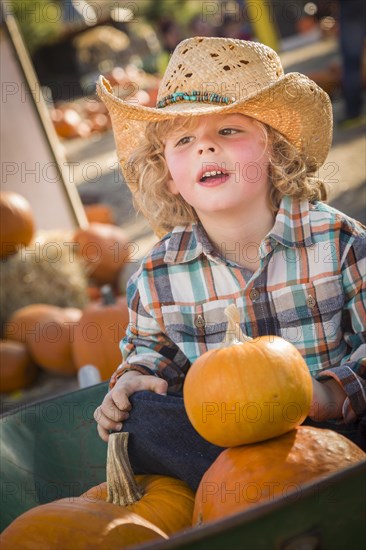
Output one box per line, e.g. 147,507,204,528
271,274,345,352
161,300,229,361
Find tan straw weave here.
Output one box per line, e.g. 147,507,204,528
97,37,333,188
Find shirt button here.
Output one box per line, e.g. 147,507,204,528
249,288,260,302
194,314,205,328
306,295,316,309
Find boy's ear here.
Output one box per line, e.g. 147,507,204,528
166,178,180,195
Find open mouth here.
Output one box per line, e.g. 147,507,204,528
200,169,228,183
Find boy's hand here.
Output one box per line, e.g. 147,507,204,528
94,370,168,441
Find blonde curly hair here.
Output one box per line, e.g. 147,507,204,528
127,116,327,235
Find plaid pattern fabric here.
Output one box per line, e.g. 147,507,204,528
120,196,366,422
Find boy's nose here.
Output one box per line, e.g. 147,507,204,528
198,146,215,155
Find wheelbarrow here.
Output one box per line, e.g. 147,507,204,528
1,382,365,549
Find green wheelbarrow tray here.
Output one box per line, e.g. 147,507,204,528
1,383,365,549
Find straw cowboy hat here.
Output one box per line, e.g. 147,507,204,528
97,36,332,186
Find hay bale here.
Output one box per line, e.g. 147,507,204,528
0,232,89,337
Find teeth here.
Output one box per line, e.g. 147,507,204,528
202,170,225,178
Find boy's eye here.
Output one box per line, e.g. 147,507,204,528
220,128,240,135
175,136,193,146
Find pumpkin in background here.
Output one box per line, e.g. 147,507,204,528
88,113,110,133
84,204,115,225
72,286,129,381
0,192,35,258
193,426,366,525
0,340,38,393
183,305,313,447
86,285,102,302
1,433,195,550
72,223,130,284
5,304,82,376
51,108,91,140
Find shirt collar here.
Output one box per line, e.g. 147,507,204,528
267,196,314,249
164,223,220,264
164,196,314,265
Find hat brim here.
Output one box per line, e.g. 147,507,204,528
97,71,332,176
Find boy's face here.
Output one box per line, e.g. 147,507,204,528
164,113,270,221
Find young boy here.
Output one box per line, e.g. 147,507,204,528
94,37,366,490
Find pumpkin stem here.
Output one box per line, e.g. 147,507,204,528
224,304,253,344
101,284,116,305
106,432,144,506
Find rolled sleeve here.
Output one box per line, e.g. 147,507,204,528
317,231,366,422
318,360,366,423
119,270,191,393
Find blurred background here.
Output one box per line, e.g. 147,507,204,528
3,1,365,224
1,0,365,405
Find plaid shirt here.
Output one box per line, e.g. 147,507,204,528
119,196,366,423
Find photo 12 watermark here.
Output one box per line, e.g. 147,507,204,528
2,2,140,25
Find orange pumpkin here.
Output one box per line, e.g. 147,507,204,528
86,285,102,302
84,204,115,225
193,426,366,525
51,108,91,140
89,113,109,133
72,286,129,381
81,476,195,536
183,305,313,446
0,340,38,393
5,304,82,376
0,504,167,550
1,432,195,550
72,223,130,284
0,192,35,257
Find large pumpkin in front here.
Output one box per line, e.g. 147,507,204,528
183,305,313,447
193,426,366,525
0,502,167,550
0,474,195,550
